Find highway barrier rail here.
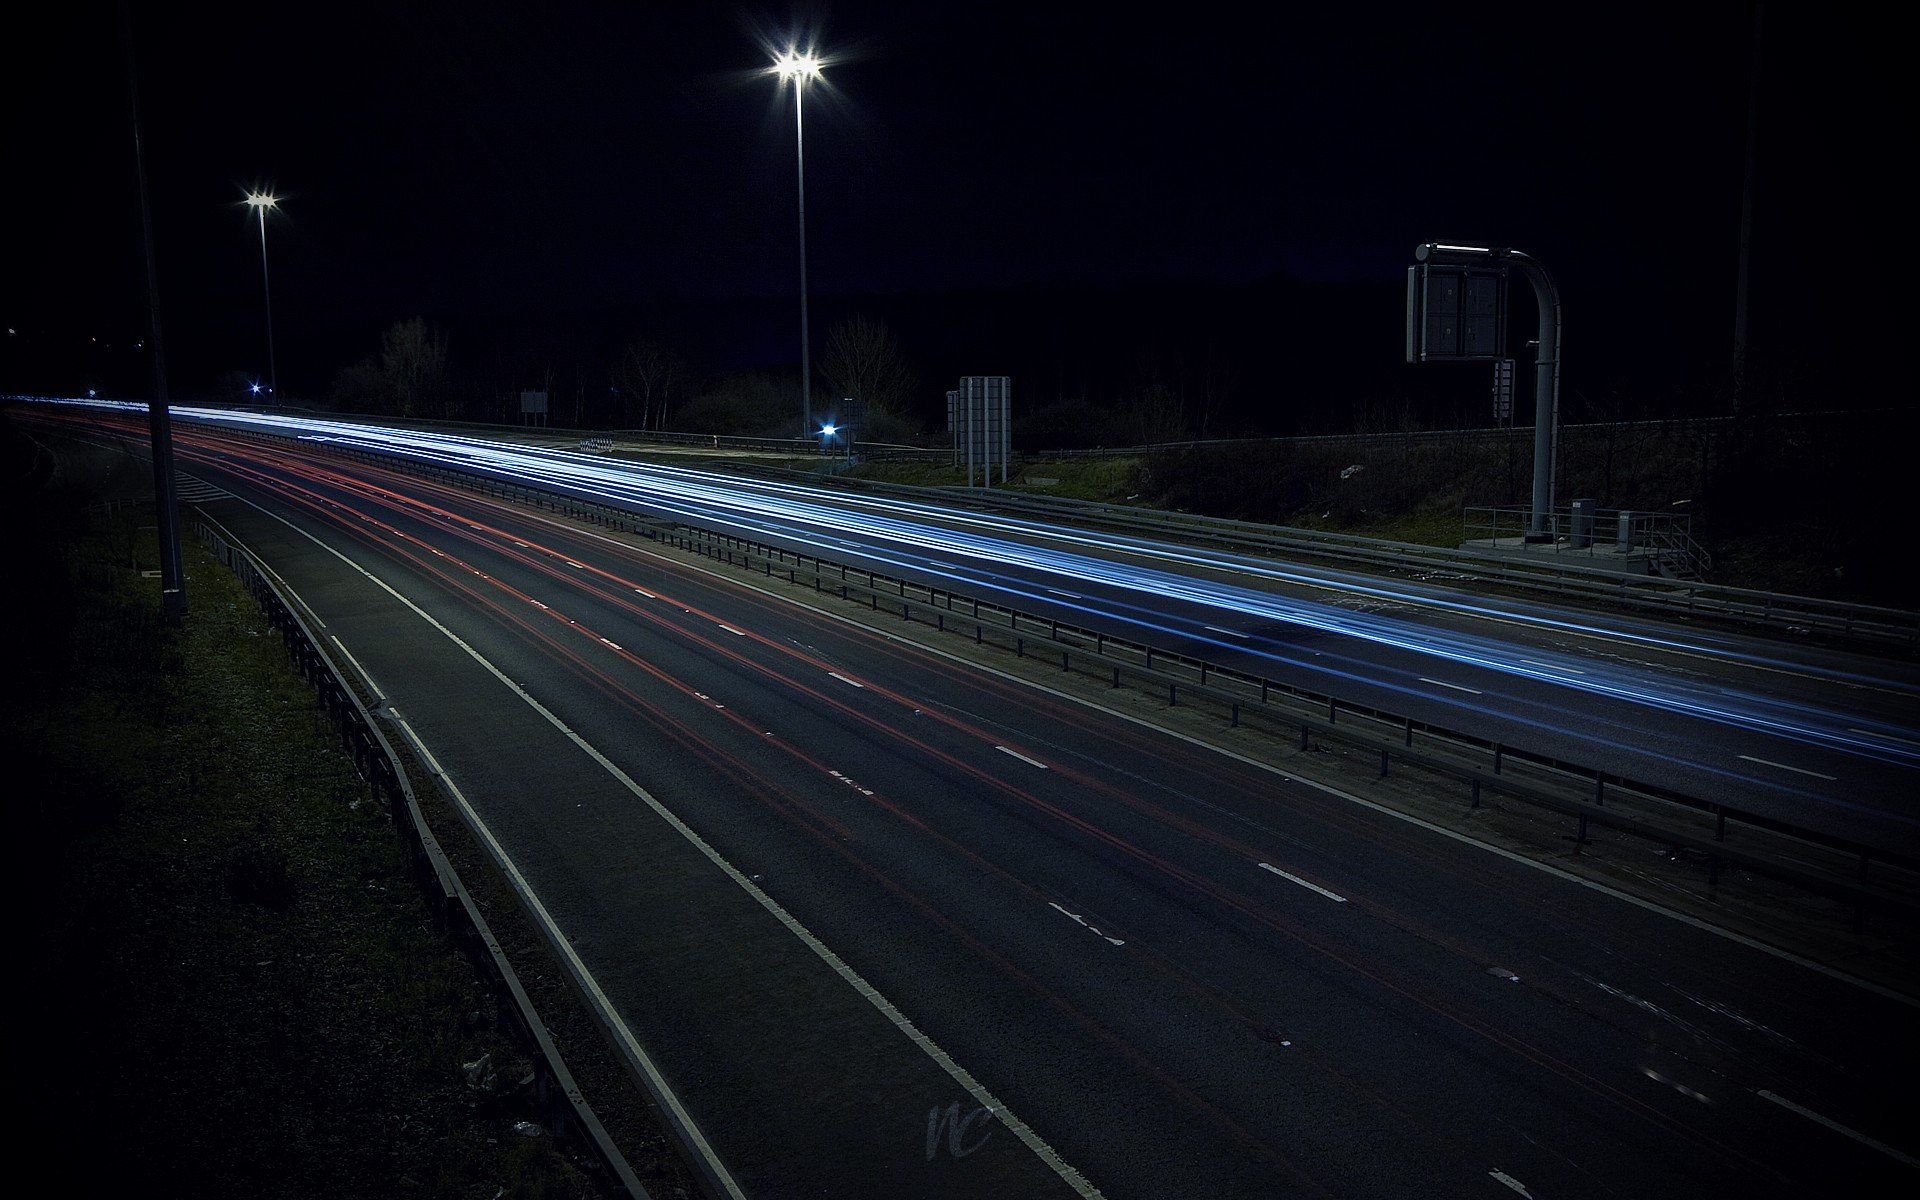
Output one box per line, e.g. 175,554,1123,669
189,404,1920,649
270,433,1920,940
194,519,655,1200
745,468,1920,650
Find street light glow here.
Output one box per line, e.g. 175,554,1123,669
773,49,822,82
820,424,836,436
243,188,281,402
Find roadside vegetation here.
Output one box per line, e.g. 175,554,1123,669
815,408,1914,610
5,428,646,1198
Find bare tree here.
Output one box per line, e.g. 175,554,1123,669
819,315,915,420
616,335,689,431
380,317,447,417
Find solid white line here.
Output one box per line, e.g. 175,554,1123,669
213,499,1105,1200
1755,1090,1919,1167
717,623,746,636
329,634,386,702
544,501,1920,1010
1203,625,1250,639
828,672,865,688
996,746,1050,770
1420,677,1484,695
1738,754,1838,782
1257,862,1347,903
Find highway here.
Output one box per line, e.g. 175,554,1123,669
134,403,1920,853
30,404,1920,1198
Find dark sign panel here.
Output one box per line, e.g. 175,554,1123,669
1405,264,1507,361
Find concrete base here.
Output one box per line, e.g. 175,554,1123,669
1461,536,1663,577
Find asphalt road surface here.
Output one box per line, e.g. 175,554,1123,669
32,410,1920,1198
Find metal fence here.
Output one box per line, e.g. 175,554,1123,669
194,520,654,1200
268,435,1919,936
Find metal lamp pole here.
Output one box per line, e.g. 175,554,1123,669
245,190,278,402
773,50,822,438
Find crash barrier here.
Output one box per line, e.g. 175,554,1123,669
194,520,653,1200
212,429,1920,936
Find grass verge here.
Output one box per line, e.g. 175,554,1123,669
8,494,658,1198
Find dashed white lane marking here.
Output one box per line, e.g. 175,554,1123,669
996,746,1050,770
633,587,656,598
600,638,622,650
1755,1090,1919,1168
1522,658,1584,674
1048,902,1125,946
1203,625,1250,639
1047,588,1082,599
717,623,746,636
1420,677,1484,695
1488,1169,1534,1197
1257,862,1348,904
565,560,586,569
828,672,865,688
1737,754,1838,782
208,504,1105,1200
530,600,549,610
513,540,529,547
928,561,961,571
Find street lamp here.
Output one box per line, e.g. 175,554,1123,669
245,190,279,402
771,48,822,438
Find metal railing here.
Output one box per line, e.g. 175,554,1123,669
195,519,655,1200
248,434,1919,939
1463,503,1711,579
748,468,1915,647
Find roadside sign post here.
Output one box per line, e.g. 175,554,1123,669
1408,244,1562,540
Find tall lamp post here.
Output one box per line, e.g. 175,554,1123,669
245,190,279,402
772,49,822,438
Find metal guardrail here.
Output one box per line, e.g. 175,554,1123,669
228,432,1919,937
659,524,1919,933
194,520,654,1200
768,471,1917,648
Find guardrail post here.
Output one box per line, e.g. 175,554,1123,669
1594,775,1606,807
1471,778,1482,808
1575,812,1589,850
1493,744,1503,774
1379,749,1390,777
1715,807,1726,842
1061,651,1069,672
1231,702,1240,727
1168,683,1177,706
1328,697,1336,724
1404,718,1413,748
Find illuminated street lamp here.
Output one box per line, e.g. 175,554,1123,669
771,48,822,438
245,190,279,402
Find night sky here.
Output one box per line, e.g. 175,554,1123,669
3,2,1906,427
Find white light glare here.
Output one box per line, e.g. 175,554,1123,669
773,49,822,82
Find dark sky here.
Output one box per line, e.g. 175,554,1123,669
2,2,1907,421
